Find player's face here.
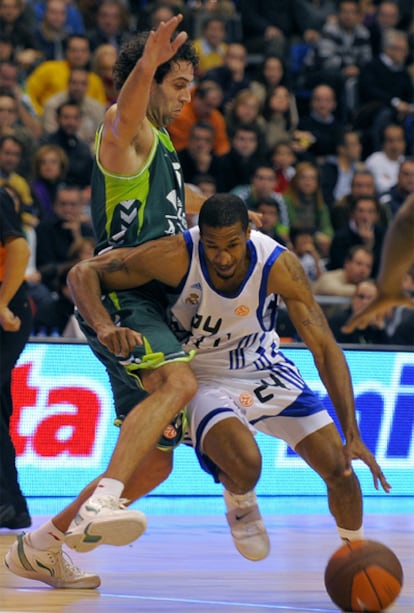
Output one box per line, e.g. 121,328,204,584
149,61,194,128
201,223,249,283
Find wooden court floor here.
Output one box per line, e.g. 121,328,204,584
1,508,413,613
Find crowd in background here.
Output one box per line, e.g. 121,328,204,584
0,0,413,345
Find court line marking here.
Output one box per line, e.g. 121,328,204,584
99,592,333,611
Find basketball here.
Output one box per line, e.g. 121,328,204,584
324,539,403,612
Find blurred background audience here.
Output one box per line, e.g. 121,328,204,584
0,0,412,343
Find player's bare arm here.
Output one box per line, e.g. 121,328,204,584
268,251,391,492
67,236,189,356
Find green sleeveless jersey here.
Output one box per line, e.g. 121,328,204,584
91,124,187,253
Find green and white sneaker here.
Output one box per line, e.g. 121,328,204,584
4,532,101,589
224,489,270,561
65,495,147,553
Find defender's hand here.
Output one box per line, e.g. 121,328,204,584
97,323,143,357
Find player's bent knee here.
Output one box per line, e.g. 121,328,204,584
164,366,198,404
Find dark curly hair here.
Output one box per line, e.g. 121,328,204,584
113,32,198,92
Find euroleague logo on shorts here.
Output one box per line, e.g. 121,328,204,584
239,392,254,408
163,424,178,439
234,305,250,316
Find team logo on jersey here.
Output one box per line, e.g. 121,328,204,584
234,305,250,317
185,293,200,305
239,392,254,408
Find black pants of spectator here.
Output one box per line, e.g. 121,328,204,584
0,283,32,516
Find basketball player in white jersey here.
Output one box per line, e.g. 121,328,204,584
69,194,390,530
6,194,391,588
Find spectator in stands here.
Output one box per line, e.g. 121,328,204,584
216,123,266,193
238,0,318,57
203,43,251,112
328,196,386,277
364,123,406,195
330,168,377,231
283,161,333,257
303,0,337,31
35,183,94,294
191,173,217,199
224,89,267,158
250,53,290,108
0,0,42,73
189,0,238,40
42,68,106,153
145,3,176,31
320,130,365,210
0,32,13,62
26,34,106,115
0,61,40,134
41,100,93,188
295,84,344,163
303,0,372,120
91,43,117,106
290,226,326,283
269,140,297,193
137,0,190,34
168,80,230,156
0,89,40,178
0,135,32,209
231,164,290,240
357,29,413,153
380,157,414,220
30,144,68,219
366,0,401,55
329,279,390,344
32,0,84,34
33,0,69,61
192,16,227,77
254,196,287,245
312,244,374,297
87,0,131,52
33,236,94,336
262,85,299,154
177,122,221,185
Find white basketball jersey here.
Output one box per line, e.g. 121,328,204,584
170,227,287,377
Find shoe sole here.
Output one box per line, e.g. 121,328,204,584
4,552,101,589
65,511,147,552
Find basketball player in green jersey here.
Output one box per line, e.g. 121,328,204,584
4,16,203,588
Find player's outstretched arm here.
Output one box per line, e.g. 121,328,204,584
110,15,187,144
342,194,414,333
268,251,391,492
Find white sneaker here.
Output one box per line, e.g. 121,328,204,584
224,490,270,561
4,532,101,589
65,495,147,553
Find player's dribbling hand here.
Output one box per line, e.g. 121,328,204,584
97,323,143,357
343,434,392,493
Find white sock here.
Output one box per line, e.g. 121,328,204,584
224,489,256,510
29,519,66,551
338,526,364,542
92,477,124,499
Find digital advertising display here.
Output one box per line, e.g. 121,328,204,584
11,342,414,498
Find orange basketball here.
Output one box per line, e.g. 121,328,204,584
324,539,403,612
